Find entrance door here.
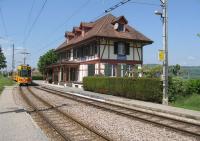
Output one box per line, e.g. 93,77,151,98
70,68,77,81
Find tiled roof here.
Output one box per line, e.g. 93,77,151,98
80,22,94,28
112,16,128,24
66,32,74,36
73,27,81,32
56,14,153,51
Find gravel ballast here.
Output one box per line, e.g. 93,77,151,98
31,87,199,141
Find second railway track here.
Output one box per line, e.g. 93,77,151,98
33,85,200,139
19,86,111,141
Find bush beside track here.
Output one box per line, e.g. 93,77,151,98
168,78,200,101
83,77,162,103
32,76,43,80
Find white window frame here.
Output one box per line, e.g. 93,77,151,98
118,42,125,55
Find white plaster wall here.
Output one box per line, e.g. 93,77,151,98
100,63,105,75
78,64,88,82
100,45,117,60
95,63,99,74
58,69,61,82
100,45,108,59
70,49,73,61
126,47,134,60
110,46,117,59
134,48,142,61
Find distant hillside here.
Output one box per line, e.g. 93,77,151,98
143,64,159,68
181,66,200,79
144,64,200,79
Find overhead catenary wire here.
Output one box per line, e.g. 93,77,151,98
0,7,8,37
23,0,48,47
23,0,36,44
33,0,160,58
31,0,91,55
33,0,130,55
104,0,131,13
92,0,132,21
48,0,91,37
105,0,160,14
130,1,160,6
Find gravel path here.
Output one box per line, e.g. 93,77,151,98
32,87,199,141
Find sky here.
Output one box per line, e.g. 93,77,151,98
0,0,199,70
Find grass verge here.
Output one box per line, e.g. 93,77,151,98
171,94,200,111
0,75,15,94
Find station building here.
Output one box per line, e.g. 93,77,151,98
45,14,153,87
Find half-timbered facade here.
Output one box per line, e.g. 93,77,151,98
45,14,153,86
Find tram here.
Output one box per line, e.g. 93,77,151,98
16,64,32,86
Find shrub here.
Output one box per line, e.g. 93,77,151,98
83,77,162,103
168,78,200,102
168,77,187,102
185,79,200,95
32,76,43,80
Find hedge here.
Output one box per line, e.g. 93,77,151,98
83,77,162,103
32,76,43,80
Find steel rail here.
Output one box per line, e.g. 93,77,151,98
34,86,200,138
19,87,71,141
26,87,112,141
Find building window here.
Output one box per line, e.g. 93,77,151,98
111,65,116,76
73,48,78,58
118,42,125,55
114,42,130,55
88,64,95,76
61,68,64,81
66,50,71,60
105,64,112,76
117,23,124,32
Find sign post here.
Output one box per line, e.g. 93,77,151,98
158,50,165,62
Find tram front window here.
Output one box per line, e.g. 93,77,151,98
20,70,31,77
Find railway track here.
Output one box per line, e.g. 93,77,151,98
19,86,111,141
34,86,200,138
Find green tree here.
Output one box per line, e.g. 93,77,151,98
169,64,181,76
37,49,58,74
0,47,7,70
197,33,200,38
143,65,162,78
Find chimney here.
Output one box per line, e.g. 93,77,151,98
65,32,75,41
81,27,85,37
65,32,68,38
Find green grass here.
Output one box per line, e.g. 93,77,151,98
0,75,15,94
171,94,200,111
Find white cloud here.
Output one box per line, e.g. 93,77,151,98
187,56,195,61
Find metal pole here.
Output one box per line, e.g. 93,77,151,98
162,0,168,105
20,51,30,65
12,44,15,74
24,56,26,64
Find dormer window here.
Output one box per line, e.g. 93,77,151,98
112,16,128,32
73,27,82,37
117,23,124,32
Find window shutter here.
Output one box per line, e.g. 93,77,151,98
114,42,118,54
125,43,130,55
88,64,95,76
105,64,112,76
